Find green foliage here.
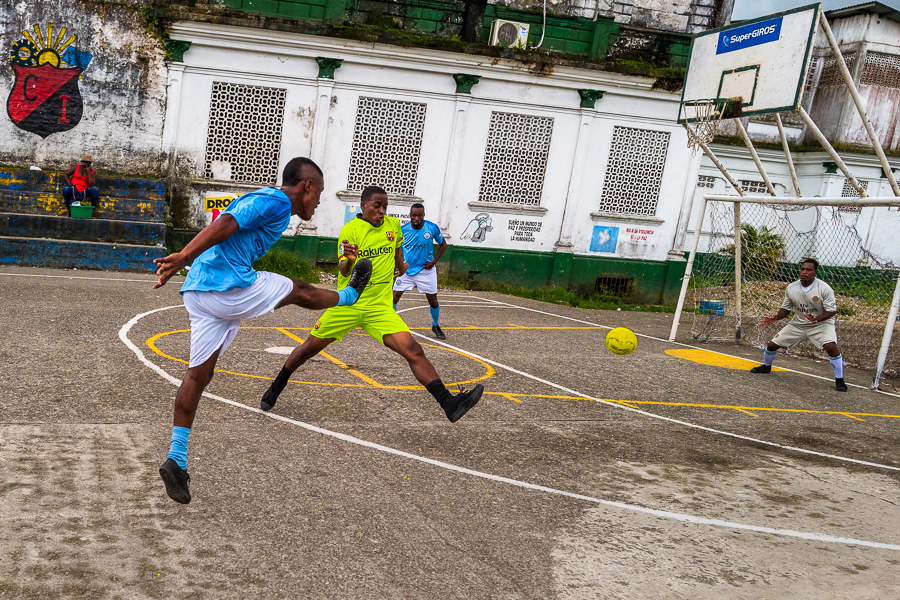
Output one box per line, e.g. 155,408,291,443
720,223,786,281
139,2,173,58
442,276,674,312
252,249,321,283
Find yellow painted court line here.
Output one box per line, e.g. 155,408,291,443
143,328,900,423
276,327,385,388
665,348,788,372
498,393,523,404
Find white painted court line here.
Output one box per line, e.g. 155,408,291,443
401,301,900,472
473,295,900,399
120,305,900,551
0,272,166,283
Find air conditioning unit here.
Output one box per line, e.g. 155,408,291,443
489,19,530,49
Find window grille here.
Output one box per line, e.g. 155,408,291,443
839,178,868,212
801,56,821,109
346,97,427,195
204,82,286,184
697,175,716,189
598,126,670,216
477,112,554,206
860,52,900,89
818,52,857,87
739,180,769,195
595,276,632,296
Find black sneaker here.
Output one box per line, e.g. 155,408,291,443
442,384,484,423
261,380,286,412
835,378,848,392
345,257,372,304
750,365,772,374
159,458,191,504
432,325,446,340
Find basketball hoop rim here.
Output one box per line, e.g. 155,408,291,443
678,98,741,125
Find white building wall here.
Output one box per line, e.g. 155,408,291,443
167,21,692,262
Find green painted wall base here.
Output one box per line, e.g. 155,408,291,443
168,231,687,305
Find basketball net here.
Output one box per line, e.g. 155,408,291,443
683,99,729,154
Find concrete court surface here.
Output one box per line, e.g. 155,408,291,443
1,265,900,599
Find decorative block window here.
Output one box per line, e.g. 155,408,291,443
346,97,427,195
478,112,554,206
801,55,821,109
839,178,868,212
204,82,286,184
598,126,670,216
740,180,769,194
697,175,716,189
818,52,857,87
860,52,900,89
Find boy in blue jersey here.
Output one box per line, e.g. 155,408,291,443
392,203,448,339
151,157,372,504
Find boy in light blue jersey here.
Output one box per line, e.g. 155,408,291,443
392,203,448,339
151,157,372,504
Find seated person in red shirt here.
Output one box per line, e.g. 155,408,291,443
62,155,99,214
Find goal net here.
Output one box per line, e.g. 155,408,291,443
687,197,900,386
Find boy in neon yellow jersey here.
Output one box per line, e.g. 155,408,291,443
261,186,484,421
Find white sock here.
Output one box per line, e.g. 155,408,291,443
830,354,844,379
763,349,777,366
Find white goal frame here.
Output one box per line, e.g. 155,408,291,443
669,195,900,390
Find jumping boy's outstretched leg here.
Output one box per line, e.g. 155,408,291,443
160,350,220,504
280,258,372,310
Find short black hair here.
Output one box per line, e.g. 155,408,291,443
282,157,323,187
410,203,424,212
361,185,387,203
801,258,819,271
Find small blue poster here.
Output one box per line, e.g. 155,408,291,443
590,226,619,253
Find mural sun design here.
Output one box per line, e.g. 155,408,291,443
7,22,92,138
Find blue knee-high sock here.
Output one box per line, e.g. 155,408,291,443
337,287,358,306
430,306,441,326
763,349,777,366
168,426,191,470
830,354,844,379
393,304,398,311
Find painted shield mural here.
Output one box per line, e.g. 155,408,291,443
7,24,92,138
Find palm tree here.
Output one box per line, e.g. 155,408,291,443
720,223,786,281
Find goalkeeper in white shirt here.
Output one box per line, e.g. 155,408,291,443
750,258,848,392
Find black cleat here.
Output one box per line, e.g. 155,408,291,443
835,378,848,392
432,325,446,340
261,380,286,412
750,365,772,374
159,458,191,504
346,258,372,304
442,384,484,423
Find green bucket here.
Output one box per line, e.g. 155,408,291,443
70,205,94,219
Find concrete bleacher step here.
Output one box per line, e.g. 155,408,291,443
0,236,165,272
0,189,167,223
0,166,166,202
0,212,166,247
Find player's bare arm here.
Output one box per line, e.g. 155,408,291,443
424,239,447,271
759,308,790,326
153,214,239,289
804,310,837,323
338,240,359,276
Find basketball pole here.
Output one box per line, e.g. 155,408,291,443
797,107,868,197
669,127,747,343
818,11,900,198
774,114,802,197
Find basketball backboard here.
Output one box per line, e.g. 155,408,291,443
677,4,821,124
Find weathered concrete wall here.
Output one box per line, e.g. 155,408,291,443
1,0,168,175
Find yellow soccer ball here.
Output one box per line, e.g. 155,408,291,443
606,327,637,356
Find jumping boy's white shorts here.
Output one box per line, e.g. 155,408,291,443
392,267,438,294
182,271,293,367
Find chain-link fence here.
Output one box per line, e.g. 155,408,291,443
688,200,900,387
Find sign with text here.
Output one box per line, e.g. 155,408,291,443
508,219,542,242
716,16,782,55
